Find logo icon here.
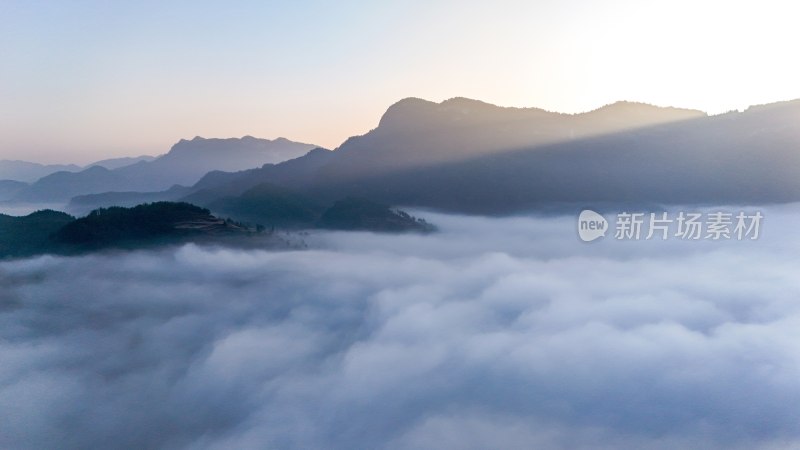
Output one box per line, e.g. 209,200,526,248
578,209,608,242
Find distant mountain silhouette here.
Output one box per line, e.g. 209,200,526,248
17,165,124,203
184,148,336,206
0,180,28,201
13,136,319,202
67,147,336,213
0,160,81,183
0,156,153,184
68,185,194,216
87,155,156,170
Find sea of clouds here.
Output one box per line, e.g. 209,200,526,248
2,206,800,449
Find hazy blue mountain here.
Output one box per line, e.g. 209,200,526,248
13,136,318,202
0,180,28,201
121,136,317,187
66,148,334,213
184,147,336,205
15,165,124,203
0,160,81,183
68,185,193,216
0,156,153,186
87,155,157,170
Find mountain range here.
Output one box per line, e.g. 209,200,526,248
8,137,318,202
0,160,82,183
63,97,800,222
0,180,28,202
5,97,800,225
0,156,155,183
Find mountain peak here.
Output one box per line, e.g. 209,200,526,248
590,101,706,117
440,97,495,108
377,97,564,132
82,165,111,174
378,98,438,127
378,97,513,130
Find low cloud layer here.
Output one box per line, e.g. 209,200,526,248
2,206,800,449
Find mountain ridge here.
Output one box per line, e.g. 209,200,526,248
12,96,800,217
12,136,321,202
171,96,800,215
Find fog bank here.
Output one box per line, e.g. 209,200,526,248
1,206,800,449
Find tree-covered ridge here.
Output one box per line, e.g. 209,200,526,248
0,199,437,260
0,209,75,258
0,202,250,259
55,202,225,245
317,197,435,233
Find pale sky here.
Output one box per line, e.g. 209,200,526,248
1,0,799,164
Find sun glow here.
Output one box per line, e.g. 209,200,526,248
1,0,798,163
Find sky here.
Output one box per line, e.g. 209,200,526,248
1,0,799,164
3,207,800,449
